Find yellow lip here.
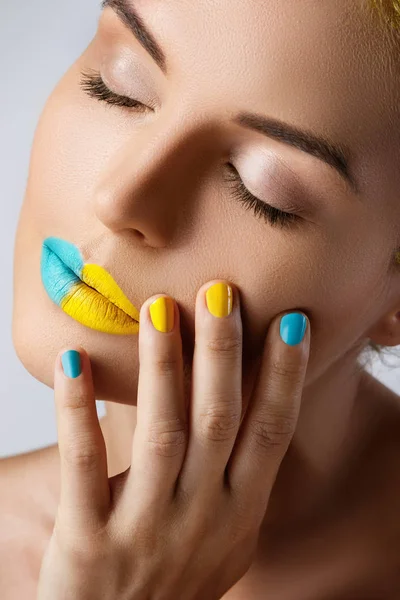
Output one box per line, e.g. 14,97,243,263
61,264,140,335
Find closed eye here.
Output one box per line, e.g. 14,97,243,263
80,69,302,231
222,163,302,231
80,69,149,111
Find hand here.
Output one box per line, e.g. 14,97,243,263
36,281,310,600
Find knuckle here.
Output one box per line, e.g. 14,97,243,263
229,487,268,533
200,403,241,442
205,334,241,359
62,441,103,472
230,497,255,530
250,413,296,452
269,358,304,384
147,417,188,457
54,515,110,564
61,532,110,567
152,352,180,377
62,390,88,411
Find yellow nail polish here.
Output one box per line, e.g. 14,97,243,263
206,283,233,318
149,297,175,332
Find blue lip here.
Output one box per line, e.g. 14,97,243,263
40,236,141,335
40,237,84,305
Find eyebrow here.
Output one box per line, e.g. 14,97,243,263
102,0,168,74
234,113,357,193
101,0,358,195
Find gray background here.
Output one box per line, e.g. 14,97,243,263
0,0,399,458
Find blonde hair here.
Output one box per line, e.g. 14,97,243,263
370,0,400,29
367,0,400,50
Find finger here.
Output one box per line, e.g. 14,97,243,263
227,312,310,523
123,295,187,512
177,281,242,496
54,347,110,534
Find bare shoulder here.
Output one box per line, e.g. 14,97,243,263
0,445,60,599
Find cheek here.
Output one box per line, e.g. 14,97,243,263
238,241,382,388
24,61,131,237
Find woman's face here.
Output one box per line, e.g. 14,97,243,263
13,0,400,404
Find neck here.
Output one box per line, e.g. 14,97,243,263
99,347,370,532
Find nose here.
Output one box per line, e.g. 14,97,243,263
93,116,223,246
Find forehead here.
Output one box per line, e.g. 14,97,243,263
129,0,398,141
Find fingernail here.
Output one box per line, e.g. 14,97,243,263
206,283,233,318
149,296,175,333
61,350,82,378
280,313,307,346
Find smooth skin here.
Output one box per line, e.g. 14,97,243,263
37,283,310,600
4,0,400,597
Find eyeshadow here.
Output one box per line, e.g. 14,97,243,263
100,48,159,109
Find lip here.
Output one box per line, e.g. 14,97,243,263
40,237,140,335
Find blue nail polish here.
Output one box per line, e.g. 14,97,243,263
61,350,82,378
280,313,307,346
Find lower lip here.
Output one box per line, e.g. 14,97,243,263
41,245,139,336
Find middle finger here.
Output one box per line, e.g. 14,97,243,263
178,281,243,497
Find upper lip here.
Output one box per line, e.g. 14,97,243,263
42,237,140,323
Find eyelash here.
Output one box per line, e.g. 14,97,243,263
80,69,147,110
79,69,301,230
221,164,300,230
